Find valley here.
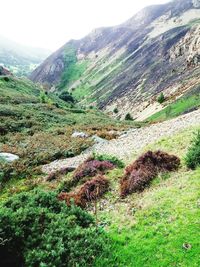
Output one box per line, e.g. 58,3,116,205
0,0,200,266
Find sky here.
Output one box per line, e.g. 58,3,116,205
0,0,170,51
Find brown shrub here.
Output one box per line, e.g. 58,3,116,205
58,175,109,208
46,167,75,181
58,192,86,208
120,150,180,198
73,158,115,184
79,175,109,201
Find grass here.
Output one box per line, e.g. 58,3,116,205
1,74,199,266
0,75,140,198
95,169,200,267
92,126,200,266
147,86,200,123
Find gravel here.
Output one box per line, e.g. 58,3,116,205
42,109,200,174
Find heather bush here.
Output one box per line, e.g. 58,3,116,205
93,154,125,168
120,151,180,197
0,189,107,267
73,159,115,183
59,175,109,208
185,130,200,169
79,175,109,202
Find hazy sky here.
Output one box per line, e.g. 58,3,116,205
0,0,170,51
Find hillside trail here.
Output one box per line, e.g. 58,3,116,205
42,109,200,174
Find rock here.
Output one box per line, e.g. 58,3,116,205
92,135,107,144
193,0,200,8
0,153,19,162
71,131,89,138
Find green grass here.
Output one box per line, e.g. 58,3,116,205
147,85,200,122
93,126,200,266
95,169,200,267
0,76,39,103
0,75,140,197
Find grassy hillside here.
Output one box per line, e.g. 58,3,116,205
147,84,200,123
0,75,139,197
0,76,199,266
92,126,200,266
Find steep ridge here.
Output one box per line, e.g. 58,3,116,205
30,0,200,119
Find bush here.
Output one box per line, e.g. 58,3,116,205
113,108,118,114
120,151,180,197
185,131,200,169
93,154,125,168
59,175,109,208
125,113,133,121
39,91,48,103
73,159,115,183
0,189,107,267
59,91,74,103
157,92,165,104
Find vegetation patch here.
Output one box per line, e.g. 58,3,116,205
93,154,125,168
0,189,108,267
73,158,115,184
185,130,200,169
59,175,109,208
120,150,180,197
147,84,200,122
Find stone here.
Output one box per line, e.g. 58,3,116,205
71,131,89,138
0,153,19,162
192,0,200,8
92,135,107,144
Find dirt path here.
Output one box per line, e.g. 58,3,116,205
42,109,200,174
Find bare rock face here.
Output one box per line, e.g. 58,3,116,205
30,0,200,118
170,25,200,67
192,0,200,8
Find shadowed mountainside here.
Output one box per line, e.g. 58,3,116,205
30,0,200,119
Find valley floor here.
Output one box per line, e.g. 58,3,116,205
43,108,200,174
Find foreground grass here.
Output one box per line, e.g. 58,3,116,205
94,127,200,266
95,169,200,267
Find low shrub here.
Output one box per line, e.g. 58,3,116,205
93,154,125,168
73,158,115,183
185,130,200,169
120,150,180,197
58,175,109,208
113,108,118,114
157,92,165,104
0,189,107,267
59,91,75,103
125,113,133,121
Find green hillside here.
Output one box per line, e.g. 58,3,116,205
147,84,200,123
0,75,138,198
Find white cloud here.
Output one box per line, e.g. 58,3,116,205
0,0,169,50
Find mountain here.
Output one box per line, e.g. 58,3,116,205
0,35,51,77
30,0,200,120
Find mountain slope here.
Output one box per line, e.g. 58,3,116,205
30,0,200,119
0,35,50,76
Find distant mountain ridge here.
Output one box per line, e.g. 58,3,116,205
0,36,51,77
30,0,200,120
